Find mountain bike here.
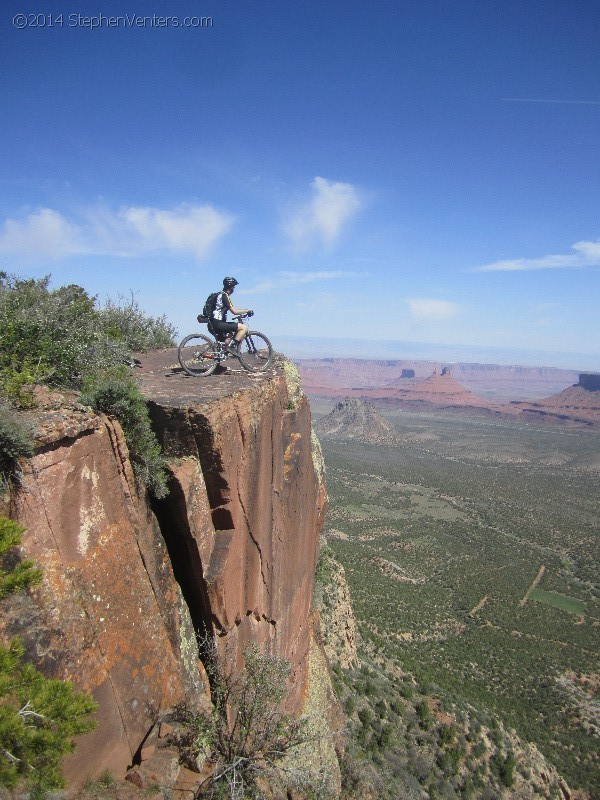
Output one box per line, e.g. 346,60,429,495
178,313,274,376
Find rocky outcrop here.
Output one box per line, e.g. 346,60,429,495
2,402,205,783
313,546,358,671
315,397,398,444
1,354,327,785
315,559,358,669
276,615,345,798
325,368,492,411
146,360,327,713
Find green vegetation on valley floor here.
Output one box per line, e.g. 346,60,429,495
313,402,599,797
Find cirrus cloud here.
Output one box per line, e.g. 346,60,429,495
0,203,234,262
283,176,363,250
476,239,600,272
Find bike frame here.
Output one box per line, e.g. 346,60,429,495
178,313,273,376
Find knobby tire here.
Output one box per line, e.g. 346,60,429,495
178,333,218,376
237,331,274,372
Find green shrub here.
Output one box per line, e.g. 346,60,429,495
0,273,175,398
438,723,457,747
398,683,414,699
0,517,42,600
81,367,168,499
0,516,97,797
344,695,356,716
498,753,516,787
99,295,176,352
0,274,173,498
314,542,336,585
0,644,98,797
0,404,35,483
0,359,49,408
437,745,462,776
358,707,373,728
173,639,325,799
0,275,122,393
416,700,432,729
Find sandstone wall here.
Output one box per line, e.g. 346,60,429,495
148,371,327,711
1,361,327,784
579,372,600,390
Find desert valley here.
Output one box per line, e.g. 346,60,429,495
302,356,599,798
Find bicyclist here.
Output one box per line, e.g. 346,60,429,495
209,277,253,350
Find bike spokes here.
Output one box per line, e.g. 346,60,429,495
178,334,218,376
238,333,273,372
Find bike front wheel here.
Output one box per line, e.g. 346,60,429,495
237,332,274,372
178,334,218,376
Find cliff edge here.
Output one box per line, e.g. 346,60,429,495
1,351,328,786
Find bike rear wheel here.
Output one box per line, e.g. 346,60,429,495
237,332,274,372
178,334,218,376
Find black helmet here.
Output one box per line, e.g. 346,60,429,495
223,276,238,289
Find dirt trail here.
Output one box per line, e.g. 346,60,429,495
519,564,545,606
469,595,489,616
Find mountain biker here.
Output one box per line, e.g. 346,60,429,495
209,277,253,350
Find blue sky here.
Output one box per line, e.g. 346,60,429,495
1,0,599,369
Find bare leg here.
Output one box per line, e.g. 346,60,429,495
234,323,248,343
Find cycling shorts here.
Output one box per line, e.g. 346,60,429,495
210,318,238,340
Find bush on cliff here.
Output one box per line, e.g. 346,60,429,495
0,404,35,488
0,274,119,399
173,640,330,799
99,293,176,353
0,516,42,599
81,367,169,499
0,516,97,797
0,273,173,498
0,272,175,402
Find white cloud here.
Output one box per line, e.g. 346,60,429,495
0,204,234,262
0,208,90,259
283,176,362,250
476,239,600,272
408,298,461,321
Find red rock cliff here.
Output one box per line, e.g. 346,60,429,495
1,354,327,784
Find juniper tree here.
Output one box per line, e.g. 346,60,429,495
0,516,97,797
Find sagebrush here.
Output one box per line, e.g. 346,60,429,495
173,639,329,799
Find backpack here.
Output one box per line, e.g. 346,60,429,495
202,291,219,318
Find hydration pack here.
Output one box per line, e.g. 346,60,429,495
202,292,219,318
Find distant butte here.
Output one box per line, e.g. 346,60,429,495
297,359,600,429
295,357,579,403
509,373,600,427
382,367,491,408
307,366,493,411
